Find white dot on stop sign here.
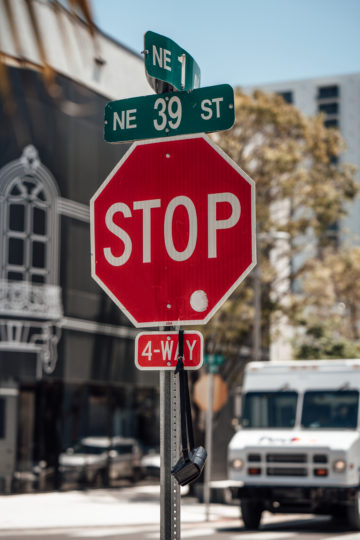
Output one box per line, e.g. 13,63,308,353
190,290,208,312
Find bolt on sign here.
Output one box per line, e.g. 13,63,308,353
135,331,203,370
90,134,256,328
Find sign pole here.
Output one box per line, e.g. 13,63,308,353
96,28,256,540
202,354,224,521
160,331,180,540
204,368,214,521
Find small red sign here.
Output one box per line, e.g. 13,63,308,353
135,331,203,370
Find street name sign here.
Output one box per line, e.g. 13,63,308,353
90,134,256,328
135,331,203,370
104,84,235,143
204,354,225,374
144,31,201,92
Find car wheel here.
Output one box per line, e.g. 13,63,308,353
240,500,263,530
94,471,106,489
347,490,360,530
131,467,142,483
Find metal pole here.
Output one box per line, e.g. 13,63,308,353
160,370,180,540
204,370,214,521
252,244,261,362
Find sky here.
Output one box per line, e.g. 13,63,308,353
92,0,360,89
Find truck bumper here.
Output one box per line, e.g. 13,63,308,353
238,485,360,514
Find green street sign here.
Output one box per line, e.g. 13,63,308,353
204,354,225,374
104,84,235,143
144,31,200,92
204,354,225,366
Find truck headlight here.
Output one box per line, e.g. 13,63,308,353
230,458,243,470
333,459,346,473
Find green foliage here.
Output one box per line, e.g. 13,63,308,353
292,246,360,359
295,323,360,360
204,89,358,357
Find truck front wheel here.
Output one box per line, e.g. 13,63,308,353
347,490,360,530
240,500,263,530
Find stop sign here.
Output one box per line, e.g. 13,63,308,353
90,134,255,328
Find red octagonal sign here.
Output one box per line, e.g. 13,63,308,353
90,134,256,328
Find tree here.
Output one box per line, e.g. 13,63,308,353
203,89,358,366
293,246,360,359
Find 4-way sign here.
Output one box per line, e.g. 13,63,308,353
90,134,256,328
135,331,203,370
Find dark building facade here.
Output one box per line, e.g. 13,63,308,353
0,4,159,492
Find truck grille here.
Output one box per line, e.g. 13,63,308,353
267,467,307,477
266,453,307,463
244,453,329,478
247,453,261,462
313,454,328,463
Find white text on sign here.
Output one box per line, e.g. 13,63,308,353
135,331,203,370
112,97,226,134
103,193,241,266
142,338,197,362
151,46,200,90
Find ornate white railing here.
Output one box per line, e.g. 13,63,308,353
0,280,63,320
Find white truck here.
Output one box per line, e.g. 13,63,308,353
228,360,360,530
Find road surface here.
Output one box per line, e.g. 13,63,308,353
0,484,357,540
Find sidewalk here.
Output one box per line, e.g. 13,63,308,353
0,485,239,531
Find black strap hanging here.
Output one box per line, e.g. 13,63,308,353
172,329,207,486
175,330,189,459
184,369,195,451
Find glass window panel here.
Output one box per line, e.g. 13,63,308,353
0,398,5,439
22,179,36,194
277,91,293,104
8,238,24,265
325,119,338,129
7,271,24,281
242,391,298,428
9,204,25,232
33,206,47,235
114,444,133,454
301,390,359,429
9,184,22,196
328,221,339,232
319,102,339,115
37,189,46,202
318,85,339,99
31,273,45,284
32,241,46,268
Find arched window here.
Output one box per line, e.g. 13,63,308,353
0,146,60,285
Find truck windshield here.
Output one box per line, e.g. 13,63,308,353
242,391,298,428
301,390,359,429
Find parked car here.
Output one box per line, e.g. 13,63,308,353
141,450,160,478
59,436,143,488
13,460,55,492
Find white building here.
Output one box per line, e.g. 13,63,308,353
244,73,360,245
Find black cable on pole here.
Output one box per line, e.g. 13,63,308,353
172,329,207,486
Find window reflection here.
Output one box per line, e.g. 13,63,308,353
301,390,359,429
